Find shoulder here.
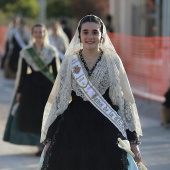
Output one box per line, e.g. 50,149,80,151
43,44,59,56
20,44,32,55
103,49,121,62
44,44,57,52
22,44,33,51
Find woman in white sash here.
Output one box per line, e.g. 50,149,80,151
3,24,60,156
40,15,143,170
3,19,31,78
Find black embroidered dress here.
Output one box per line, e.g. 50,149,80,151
41,53,139,170
3,45,58,145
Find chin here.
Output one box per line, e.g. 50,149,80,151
84,45,96,50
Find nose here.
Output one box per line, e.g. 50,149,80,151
87,33,93,39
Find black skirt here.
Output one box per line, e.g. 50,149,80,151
42,89,129,170
17,72,53,134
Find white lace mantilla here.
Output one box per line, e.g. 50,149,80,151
20,44,59,71
41,51,142,142
72,55,110,100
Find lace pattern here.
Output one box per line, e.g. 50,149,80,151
41,52,142,143
20,44,59,71
41,56,72,142
72,55,110,101
106,53,142,134
41,17,143,142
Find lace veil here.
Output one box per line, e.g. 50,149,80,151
41,15,142,142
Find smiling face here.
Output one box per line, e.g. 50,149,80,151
80,22,102,51
32,25,45,43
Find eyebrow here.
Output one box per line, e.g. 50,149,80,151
82,29,99,32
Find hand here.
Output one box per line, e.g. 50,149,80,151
130,144,142,164
43,141,51,158
16,93,22,102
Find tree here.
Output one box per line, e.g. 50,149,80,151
46,0,73,18
0,0,39,19
71,0,109,20
71,0,101,19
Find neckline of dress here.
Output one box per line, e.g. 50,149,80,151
79,49,103,78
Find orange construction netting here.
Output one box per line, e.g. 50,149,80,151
0,26,7,54
109,33,170,102
0,26,170,102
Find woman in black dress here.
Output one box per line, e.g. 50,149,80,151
3,24,60,154
40,15,143,170
161,87,170,128
3,19,31,78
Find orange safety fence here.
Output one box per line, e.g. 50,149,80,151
0,26,170,102
0,26,7,54
109,33,170,102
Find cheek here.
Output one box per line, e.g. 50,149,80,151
95,35,101,42
80,35,86,42
42,33,45,38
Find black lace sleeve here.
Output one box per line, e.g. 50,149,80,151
43,115,62,144
17,58,27,93
126,129,141,145
51,58,58,78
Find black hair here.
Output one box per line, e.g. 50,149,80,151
78,15,103,38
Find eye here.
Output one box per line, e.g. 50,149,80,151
92,31,99,35
83,31,88,35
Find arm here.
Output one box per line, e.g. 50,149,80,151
43,115,62,143
42,55,70,158
41,56,71,143
126,129,142,164
43,115,62,158
116,56,142,163
124,99,142,164
16,58,27,102
51,58,58,78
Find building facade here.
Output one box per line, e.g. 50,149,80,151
109,0,170,36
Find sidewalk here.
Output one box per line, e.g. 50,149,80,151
0,69,170,170
135,97,170,170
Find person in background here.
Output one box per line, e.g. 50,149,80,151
3,24,60,156
40,15,143,170
106,14,115,33
161,86,170,128
60,18,72,42
49,22,69,61
2,18,31,78
1,17,19,69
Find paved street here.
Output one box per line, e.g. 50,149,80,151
0,69,170,170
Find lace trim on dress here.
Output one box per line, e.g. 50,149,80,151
20,44,58,71
72,55,110,101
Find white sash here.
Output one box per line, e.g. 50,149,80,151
14,29,27,48
72,54,127,138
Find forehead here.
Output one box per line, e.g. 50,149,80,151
33,26,44,31
81,22,100,31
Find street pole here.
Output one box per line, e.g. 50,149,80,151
38,0,47,24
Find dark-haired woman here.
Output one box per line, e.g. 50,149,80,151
3,24,60,155
40,15,143,170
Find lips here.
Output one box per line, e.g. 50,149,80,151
86,41,94,44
